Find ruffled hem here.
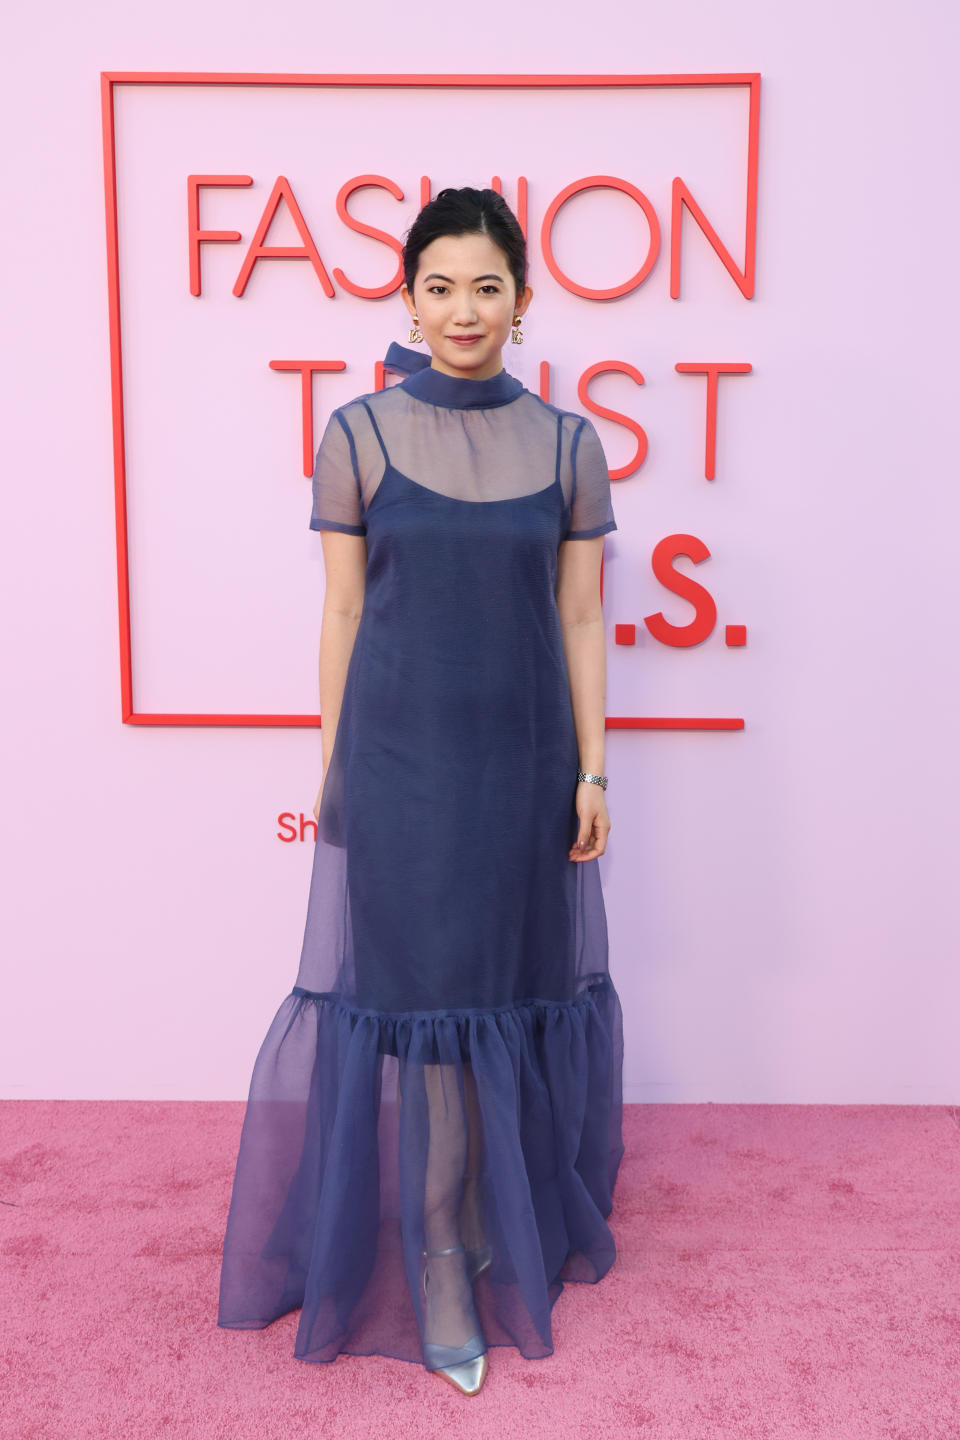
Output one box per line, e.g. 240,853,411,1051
218,976,625,1366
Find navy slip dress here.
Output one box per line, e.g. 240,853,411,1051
217,342,626,1371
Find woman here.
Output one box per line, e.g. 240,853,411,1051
218,187,625,1397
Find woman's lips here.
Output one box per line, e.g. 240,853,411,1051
449,335,483,345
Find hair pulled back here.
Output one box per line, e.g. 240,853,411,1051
401,187,527,306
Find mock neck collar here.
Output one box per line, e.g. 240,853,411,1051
383,341,524,410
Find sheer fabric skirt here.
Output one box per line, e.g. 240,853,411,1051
217,977,624,1365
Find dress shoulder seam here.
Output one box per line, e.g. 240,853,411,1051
332,389,387,417
526,393,592,428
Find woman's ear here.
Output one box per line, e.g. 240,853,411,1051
399,281,417,319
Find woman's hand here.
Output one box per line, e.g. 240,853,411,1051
568,781,610,861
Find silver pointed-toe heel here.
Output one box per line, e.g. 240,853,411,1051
421,1242,489,1396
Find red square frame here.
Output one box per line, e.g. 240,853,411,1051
101,71,757,731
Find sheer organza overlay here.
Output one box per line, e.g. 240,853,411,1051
217,344,625,1369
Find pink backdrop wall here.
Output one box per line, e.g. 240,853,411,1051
4,2,957,1103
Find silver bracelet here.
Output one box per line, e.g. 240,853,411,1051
578,770,608,790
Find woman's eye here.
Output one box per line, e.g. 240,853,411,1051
426,285,500,295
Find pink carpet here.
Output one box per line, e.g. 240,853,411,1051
2,1101,958,1439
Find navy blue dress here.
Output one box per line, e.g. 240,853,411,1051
218,342,625,1371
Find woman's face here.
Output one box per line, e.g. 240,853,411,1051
401,231,533,381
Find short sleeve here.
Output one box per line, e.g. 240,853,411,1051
310,409,366,535
564,418,618,540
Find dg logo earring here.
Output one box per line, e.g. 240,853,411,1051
511,315,524,345
408,314,423,343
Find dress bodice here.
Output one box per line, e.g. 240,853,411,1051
309,342,618,542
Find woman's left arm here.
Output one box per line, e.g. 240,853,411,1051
556,536,611,861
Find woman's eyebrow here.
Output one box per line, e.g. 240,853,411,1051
422,273,505,284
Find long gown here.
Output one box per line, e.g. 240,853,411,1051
217,341,625,1370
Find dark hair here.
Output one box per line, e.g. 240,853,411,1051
401,187,527,305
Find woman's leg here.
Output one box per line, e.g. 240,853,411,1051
421,1061,482,1350
458,1062,488,1252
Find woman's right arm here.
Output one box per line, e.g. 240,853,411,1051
315,530,366,817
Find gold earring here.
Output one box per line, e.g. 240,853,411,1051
408,314,423,343
511,315,524,345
